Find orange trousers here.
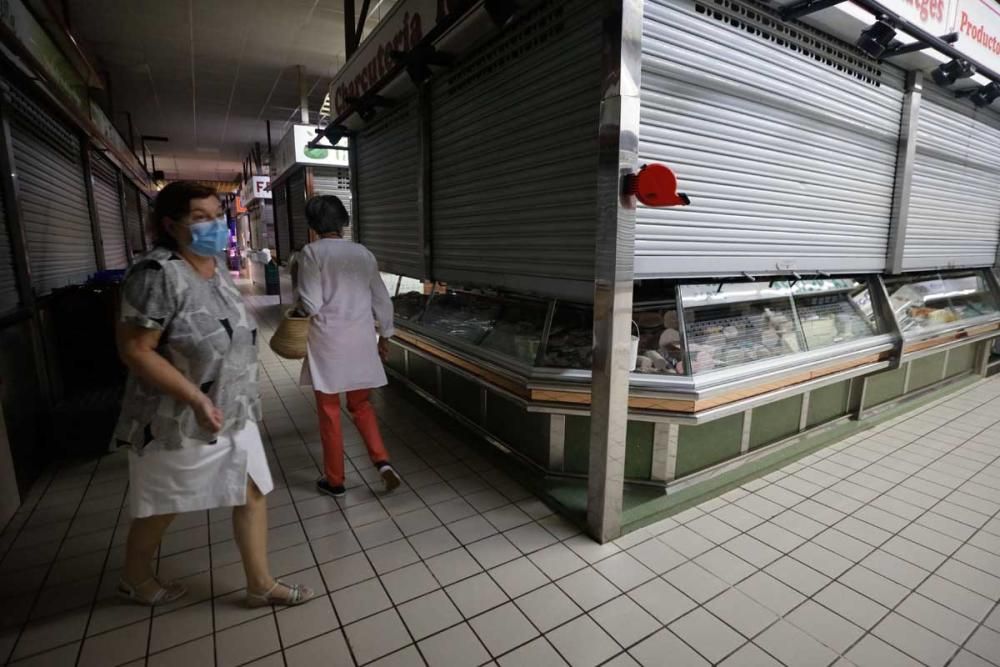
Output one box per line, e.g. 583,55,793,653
315,389,389,486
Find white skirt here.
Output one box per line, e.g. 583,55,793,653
128,421,274,518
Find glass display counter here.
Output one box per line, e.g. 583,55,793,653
392,276,889,383
883,270,1000,336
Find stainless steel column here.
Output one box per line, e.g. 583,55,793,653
587,0,644,543
886,71,923,274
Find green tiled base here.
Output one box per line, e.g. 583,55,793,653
486,393,550,467
564,417,654,480
866,365,907,407
946,344,976,377
807,380,851,428
910,353,946,392
675,414,743,478
749,395,801,450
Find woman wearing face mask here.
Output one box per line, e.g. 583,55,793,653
113,181,313,607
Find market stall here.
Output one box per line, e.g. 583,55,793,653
324,0,1000,540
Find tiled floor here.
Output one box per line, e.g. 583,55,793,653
2,292,1000,666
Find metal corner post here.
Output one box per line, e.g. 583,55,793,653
417,83,433,281
587,0,643,543
348,137,362,244
81,143,106,271
886,70,922,275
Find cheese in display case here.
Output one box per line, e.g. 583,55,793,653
884,271,1000,334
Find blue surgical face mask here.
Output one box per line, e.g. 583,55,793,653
187,216,229,256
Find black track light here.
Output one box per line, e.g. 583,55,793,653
857,17,896,58
970,82,1000,107
932,59,976,86
484,0,518,28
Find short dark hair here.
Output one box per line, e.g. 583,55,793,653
151,181,219,250
305,195,349,236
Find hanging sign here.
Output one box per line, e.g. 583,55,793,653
241,176,272,203
952,0,1000,73
270,124,349,180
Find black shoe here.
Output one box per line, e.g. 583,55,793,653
316,479,346,498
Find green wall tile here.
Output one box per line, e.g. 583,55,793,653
564,415,590,475
675,413,744,478
909,353,945,392
486,393,549,466
807,381,851,428
386,345,406,374
408,354,438,395
563,416,655,480
441,371,482,425
749,395,802,450
865,366,907,407
946,344,976,378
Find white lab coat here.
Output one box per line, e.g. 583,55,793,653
296,239,395,395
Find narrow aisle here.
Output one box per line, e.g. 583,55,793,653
0,290,997,667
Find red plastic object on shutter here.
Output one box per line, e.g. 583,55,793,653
627,164,690,207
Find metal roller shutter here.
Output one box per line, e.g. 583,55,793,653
9,89,97,294
288,170,308,251
902,85,1000,271
274,183,290,262
0,177,19,315
310,166,354,240
429,0,604,300
123,182,144,256
90,151,128,269
355,100,422,275
637,0,905,278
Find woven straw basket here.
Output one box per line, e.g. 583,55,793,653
269,309,310,360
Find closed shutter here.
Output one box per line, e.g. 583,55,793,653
637,0,905,278
9,89,97,293
123,182,143,256
260,201,274,250
902,85,1000,271
90,151,128,269
274,182,290,261
288,169,308,251
310,166,354,240
0,176,19,315
355,100,422,276
429,0,604,300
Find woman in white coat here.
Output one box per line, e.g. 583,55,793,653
296,196,401,497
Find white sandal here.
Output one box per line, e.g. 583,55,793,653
118,577,188,606
246,579,316,608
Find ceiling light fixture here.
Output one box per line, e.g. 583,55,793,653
932,59,976,86
857,16,896,58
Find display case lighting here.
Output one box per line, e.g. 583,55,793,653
970,82,1000,107
856,16,896,58
932,59,976,86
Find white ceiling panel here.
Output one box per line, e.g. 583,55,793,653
68,0,356,180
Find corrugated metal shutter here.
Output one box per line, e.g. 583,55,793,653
902,85,1000,271
90,151,128,269
310,166,354,240
123,181,144,256
288,170,308,251
429,0,604,300
0,174,19,315
9,89,97,294
637,0,905,278
355,99,422,275
274,182,290,261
